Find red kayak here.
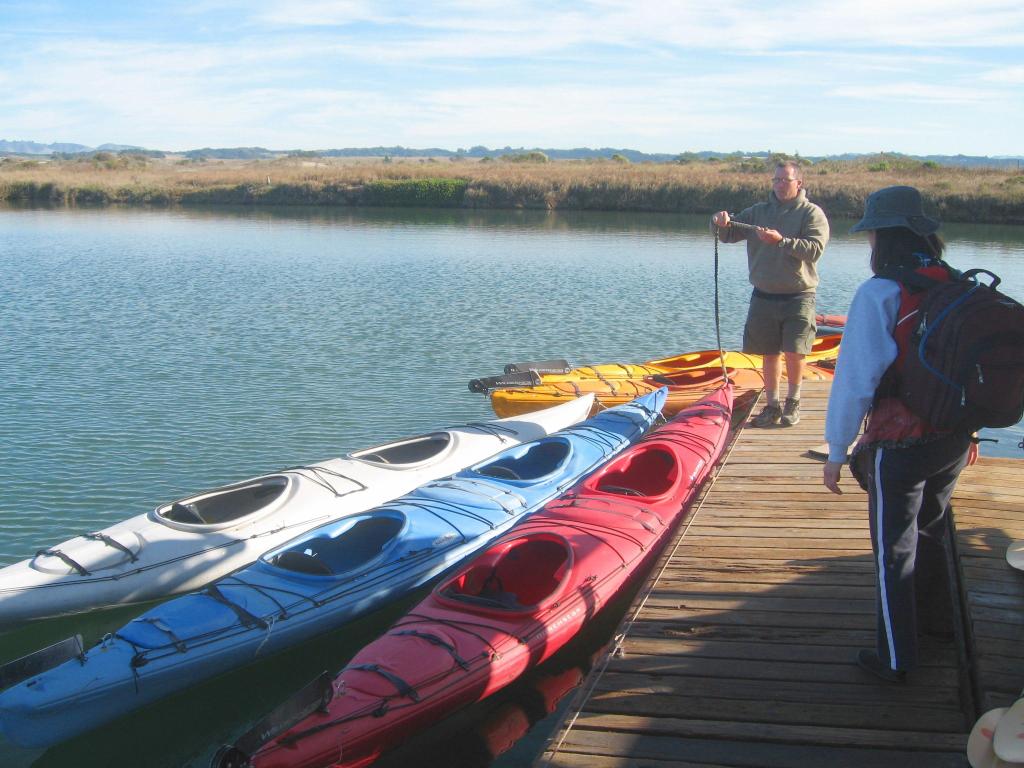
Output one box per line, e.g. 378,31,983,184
231,385,733,768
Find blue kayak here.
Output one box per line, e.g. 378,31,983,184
0,389,666,749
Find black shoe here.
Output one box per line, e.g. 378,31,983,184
750,404,782,428
856,649,907,683
780,397,800,427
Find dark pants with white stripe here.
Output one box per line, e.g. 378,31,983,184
853,432,971,672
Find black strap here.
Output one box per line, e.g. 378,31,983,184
348,664,420,701
36,548,89,576
877,266,941,293
138,618,188,653
877,260,961,293
84,532,139,562
205,585,269,630
392,629,470,669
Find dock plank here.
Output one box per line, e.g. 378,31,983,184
539,379,1017,768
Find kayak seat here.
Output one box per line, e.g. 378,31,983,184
597,448,678,497
476,439,570,483
273,551,332,576
299,516,405,574
160,477,289,526
352,433,451,465
445,589,523,609
444,537,570,610
646,368,725,387
492,539,569,606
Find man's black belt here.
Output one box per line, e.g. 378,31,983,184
751,288,815,301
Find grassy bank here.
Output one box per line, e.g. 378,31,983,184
2,153,1022,224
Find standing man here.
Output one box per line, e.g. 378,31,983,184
711,161,830,427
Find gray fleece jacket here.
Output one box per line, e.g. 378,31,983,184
715,189,830,294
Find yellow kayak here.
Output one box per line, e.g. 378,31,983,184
490,364,833,419
501,333,841,386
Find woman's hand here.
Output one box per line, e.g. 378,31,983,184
823,461,844,495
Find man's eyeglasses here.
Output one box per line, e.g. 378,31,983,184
772,177,798,184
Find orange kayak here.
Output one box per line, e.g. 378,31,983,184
489,363,833,418
644,332,841,372
481,333,842,390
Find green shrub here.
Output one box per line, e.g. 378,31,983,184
361,178,468,207
503,151,549,163
730,159,768,173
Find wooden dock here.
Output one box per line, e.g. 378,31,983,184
539,379,1023,768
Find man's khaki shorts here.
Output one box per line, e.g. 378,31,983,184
742,291,817,355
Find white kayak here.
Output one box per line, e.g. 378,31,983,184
0,396,594,628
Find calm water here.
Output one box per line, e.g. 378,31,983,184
1,204,1022,767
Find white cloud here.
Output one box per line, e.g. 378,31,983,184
224,0,1024,52
829,82,992,104
1,1,1021,154
980,65,1024,83
253,1,381,27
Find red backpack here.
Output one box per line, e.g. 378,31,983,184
882,264,1024,433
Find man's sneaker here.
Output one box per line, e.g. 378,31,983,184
750,403,782,428
780,397,801,427
856,649,907,683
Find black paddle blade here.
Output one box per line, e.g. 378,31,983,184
503,359,572,375
223,671,335,762
0,634,84,690
467,370,542,393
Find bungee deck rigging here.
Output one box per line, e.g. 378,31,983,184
226,386,732,768
0,390,664,750
0,397,595,627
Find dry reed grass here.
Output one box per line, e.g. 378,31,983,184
2,155,1022,223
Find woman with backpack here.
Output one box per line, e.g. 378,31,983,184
822,185,975,683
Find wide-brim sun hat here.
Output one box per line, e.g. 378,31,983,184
850,185,941,235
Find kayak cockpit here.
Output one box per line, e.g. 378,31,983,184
350,432,453,467
645,348,722,370
592,446,679,498
437,534,572,612
266,513,406,577
155,476,290,529
473,438,571,483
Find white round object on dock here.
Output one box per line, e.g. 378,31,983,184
994,698,1024,763
1005,541,1024,571
968,707,1008,768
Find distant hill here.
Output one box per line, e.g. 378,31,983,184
96,143,146,152
825,152,1023,169
314,145,683,162
182,147,277,160
0,139,93,155
2,139,1021,168
0,139,145,155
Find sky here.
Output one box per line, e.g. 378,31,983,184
1,0,1022,156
